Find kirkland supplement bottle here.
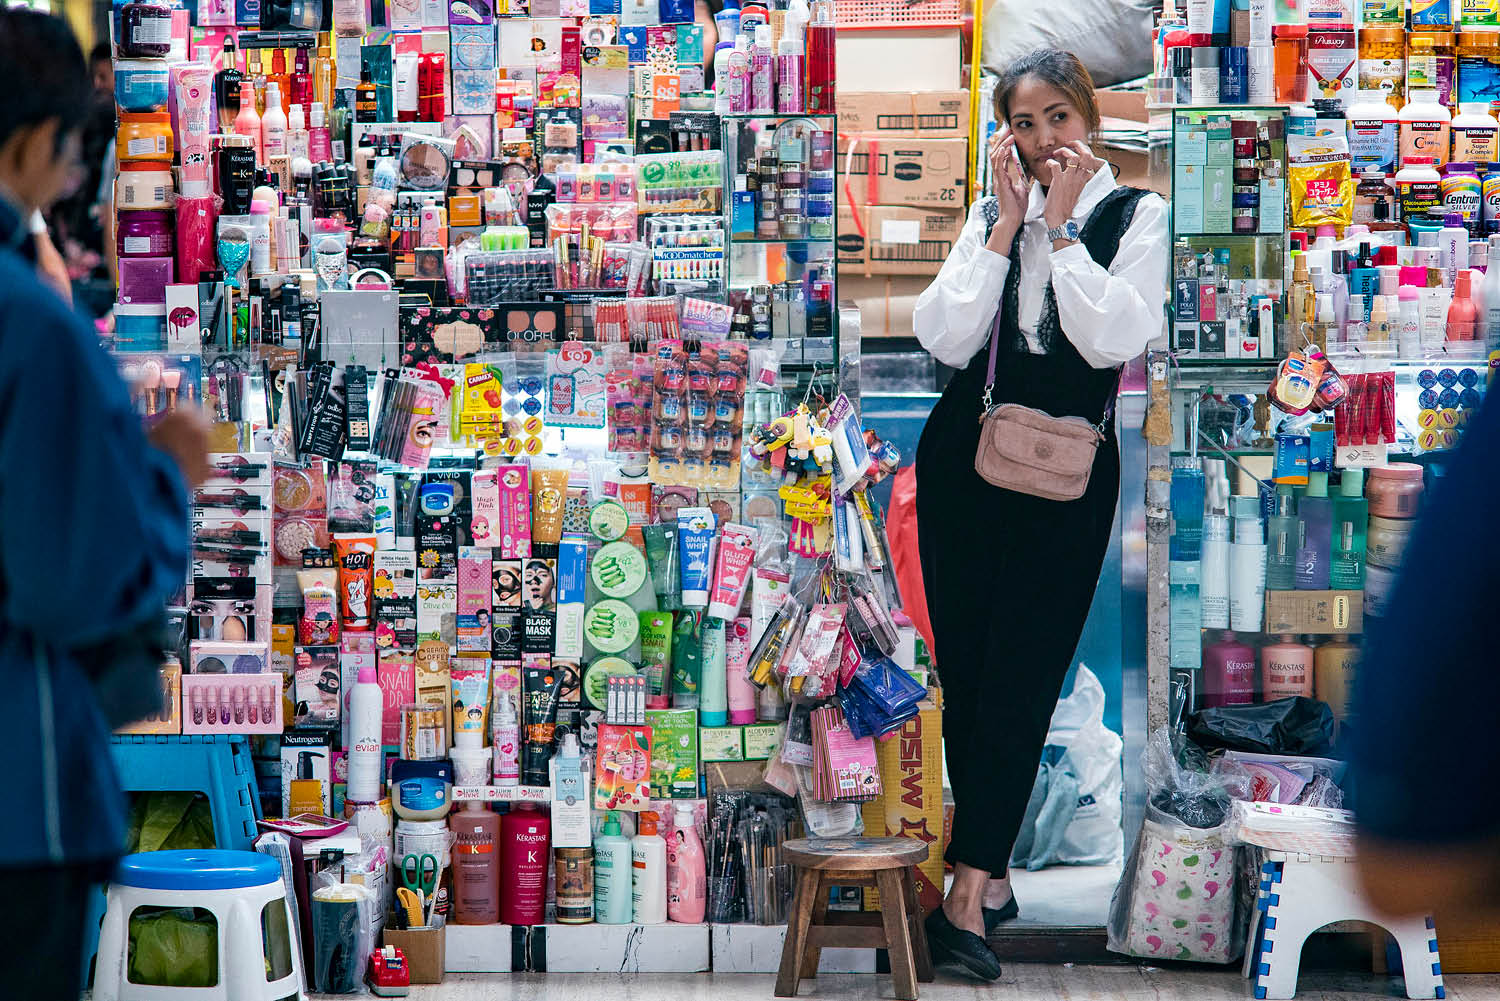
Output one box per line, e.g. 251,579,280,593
1451,101,1499,162
1347,89,1399,174
1399,89,1453,167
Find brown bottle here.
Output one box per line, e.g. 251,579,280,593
448,804,501,924
1314,634,1359,728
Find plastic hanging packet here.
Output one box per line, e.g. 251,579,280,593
847,653,926,718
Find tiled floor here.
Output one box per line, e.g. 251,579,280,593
382,967,1500,1000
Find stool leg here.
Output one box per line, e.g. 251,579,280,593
1389,915,1443,1000
876,869,919,1001
799,872,831,980
776,868,821,998
902,867,934,983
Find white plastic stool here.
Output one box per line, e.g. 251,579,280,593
1242,851,1444,1001
94,849,304,1001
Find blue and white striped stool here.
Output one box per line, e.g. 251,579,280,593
1243,851,1443,1000
94,850,303,1001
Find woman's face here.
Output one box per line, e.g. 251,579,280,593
1005,76,1092,187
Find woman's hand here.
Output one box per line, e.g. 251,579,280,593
1042,141,1106,232
986,129,1029,256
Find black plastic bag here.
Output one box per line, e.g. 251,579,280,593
1186,697,1336,757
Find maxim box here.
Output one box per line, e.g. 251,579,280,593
836,204,965,276
837,136,967,208
836,90,970,139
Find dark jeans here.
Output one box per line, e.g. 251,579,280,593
0,863,108,1000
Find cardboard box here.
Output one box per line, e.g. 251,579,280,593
384,918,446,984
859,694,945,915
837,90,970,139
699,725,744,762
836,204,965,277
1264,590,1364,635
844,275,931,336
1095,85,1149,124
836,28,962,92
837,136,967,208
115,661,182,735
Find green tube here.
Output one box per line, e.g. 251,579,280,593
641,523,683,611
639,610,674,707
670,611,702,708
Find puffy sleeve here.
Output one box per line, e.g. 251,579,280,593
1050,192,1169,369
912,199,1011,368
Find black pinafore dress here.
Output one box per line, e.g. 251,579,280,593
914,186,1149,873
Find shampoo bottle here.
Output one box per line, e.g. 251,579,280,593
631,811,669,924
261,81,287,160
667,804,707,923
449,804,501,924
1201,630,1256,708
233,79,262,161
1261,634,1315,700
594,812,635,924
1314,634,1360,729
1294,472,1333,590
499,804,550,926
1329,469,1367,590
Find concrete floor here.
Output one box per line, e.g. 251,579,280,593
382,968,1500,1000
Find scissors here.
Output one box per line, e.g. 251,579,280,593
400,853,439,898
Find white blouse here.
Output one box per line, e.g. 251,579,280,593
913,169,1170,370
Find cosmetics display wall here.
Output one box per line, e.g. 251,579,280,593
101,0,956,971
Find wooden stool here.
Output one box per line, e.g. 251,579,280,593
775,836,935,1000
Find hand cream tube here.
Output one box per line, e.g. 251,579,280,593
529,460,571,555
451,663,491,749
522,665,563,786
699,619,728,726
676,507,717,608
707,522,758,620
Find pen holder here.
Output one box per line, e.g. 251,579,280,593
707,875,738,923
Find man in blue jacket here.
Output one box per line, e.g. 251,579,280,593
0,10,211,997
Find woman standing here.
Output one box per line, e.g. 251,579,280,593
912,48,1168,980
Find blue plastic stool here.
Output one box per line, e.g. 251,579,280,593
110,735,262,848
93,851,302,1000
84,736,264,988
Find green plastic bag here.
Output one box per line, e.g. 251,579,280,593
125,793,216,853
128,907,218,987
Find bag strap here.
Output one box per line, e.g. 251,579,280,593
981,312,1120,435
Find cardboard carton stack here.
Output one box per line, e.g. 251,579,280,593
836,90,970,336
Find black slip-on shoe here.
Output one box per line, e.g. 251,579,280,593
982,896,1020,935
923,906,1004,982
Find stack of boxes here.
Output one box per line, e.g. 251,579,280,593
835,90,970,336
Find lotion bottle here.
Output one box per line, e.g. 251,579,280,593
261,81,287,160
749,25,774,115
594,812,635,924
631,811,669,924
1265,486,1298,590
667,804,707,923
1329,469,1367,590
1294,473,1333,591
233,79,262,161
1228,495,1268,632
1200,512,1231,629
308,101,332,162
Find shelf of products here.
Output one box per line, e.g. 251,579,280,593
99,0,950,987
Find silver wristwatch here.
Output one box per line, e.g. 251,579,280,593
1046,220,1080,243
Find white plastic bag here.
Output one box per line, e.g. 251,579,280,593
1010,665,1124,869
980,0,1154,89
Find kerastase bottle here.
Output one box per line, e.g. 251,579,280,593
594,812,635,924
631,811,668,924
1314,634,1360,727
449,804,501,924
499,804,550,926
1262,634,1315,699
213,35,242,132
1202,630,1256,708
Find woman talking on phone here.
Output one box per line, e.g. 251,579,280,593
911,48,1168,980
